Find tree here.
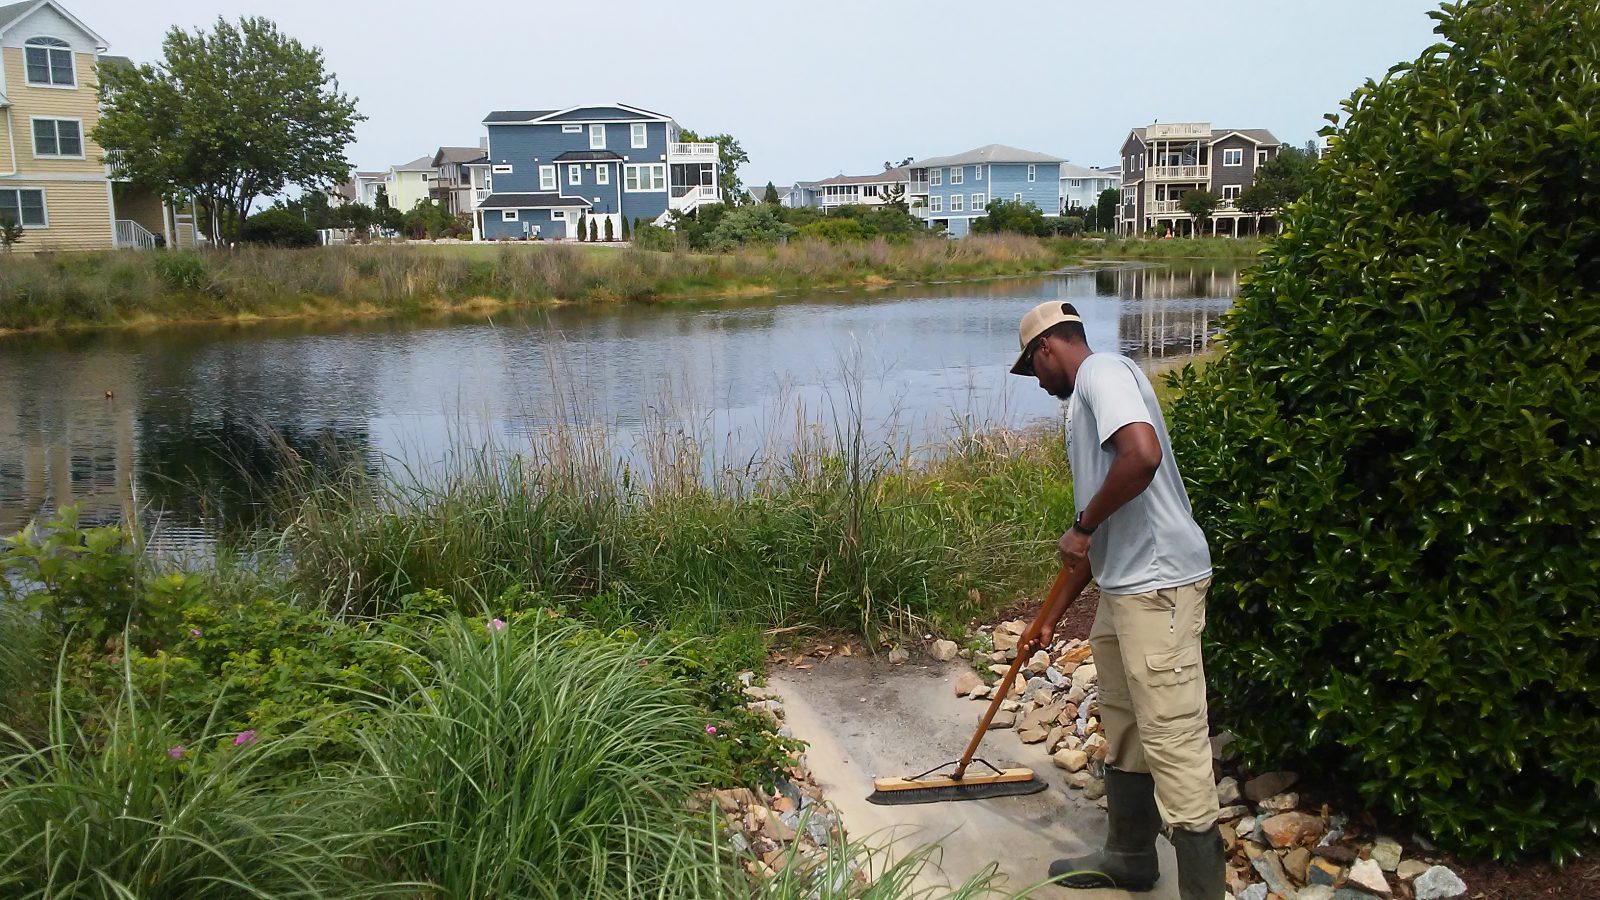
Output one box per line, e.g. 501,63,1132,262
96,16,363,246
620,215,631,241
241,206,317,247
1178,189,1219,235
0,215,23,251
1165,0,1599,861
970,198,1049,236
677,129,749,204
880,183,907,213
762,182,780,205
576,211,587,242
883,156,914,169
603,216,614,242
588,218,598,242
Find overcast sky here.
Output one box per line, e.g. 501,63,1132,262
72,0,1446,188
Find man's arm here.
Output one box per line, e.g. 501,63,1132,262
1035,561,1093,649
1059,422,1162,570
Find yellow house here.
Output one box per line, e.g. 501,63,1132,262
0,0,197,252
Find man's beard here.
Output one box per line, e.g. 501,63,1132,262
1048,378,1074,401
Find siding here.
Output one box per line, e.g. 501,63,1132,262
481,207,575,240
2,47,107,177
5,180,114,251
988,162,1060,216
1209,134,1257,195
112,182,165,235
486,119,670,223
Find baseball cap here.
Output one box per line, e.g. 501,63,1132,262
1010,301,1083,375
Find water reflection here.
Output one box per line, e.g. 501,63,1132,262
0,263,1239,539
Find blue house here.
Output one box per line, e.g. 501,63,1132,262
907,145,1065,237
474,104,721,241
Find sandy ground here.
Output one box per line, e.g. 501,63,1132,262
771,653,1180,898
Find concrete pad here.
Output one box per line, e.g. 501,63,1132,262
771,654,1179,898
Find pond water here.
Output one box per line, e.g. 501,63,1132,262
0,263,1240,542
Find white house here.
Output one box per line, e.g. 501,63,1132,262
1059,163,1120,214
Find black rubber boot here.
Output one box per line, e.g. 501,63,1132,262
1170,824,1226,900
1048,768,1162,892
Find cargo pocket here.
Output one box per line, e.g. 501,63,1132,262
1142,644,1201,688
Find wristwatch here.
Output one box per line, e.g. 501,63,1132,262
1072,512,1098,536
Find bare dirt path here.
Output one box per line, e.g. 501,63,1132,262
771,653,1180,899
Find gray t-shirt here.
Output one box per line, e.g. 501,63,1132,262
1067,353,1212,594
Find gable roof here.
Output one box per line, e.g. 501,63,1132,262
0,0,108,46
1058,163,1116,179
483,103,672,125
813,167,909,187
391,155,435,172
912,144,1065,168
552,149,623,162
433,146,487,166
485,109,559,123
1128,126,1282,147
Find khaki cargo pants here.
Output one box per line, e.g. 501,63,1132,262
1089,577,1218,831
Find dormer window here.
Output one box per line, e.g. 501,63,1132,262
25,37,75,87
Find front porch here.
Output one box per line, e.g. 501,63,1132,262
111,182,204,249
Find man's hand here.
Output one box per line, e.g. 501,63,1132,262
1059,528,1091,571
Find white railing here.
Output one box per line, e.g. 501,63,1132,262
1148,200,1183,214
1149,165,1209,180
115,219,158,249
668,184,719,210
668,142,718,159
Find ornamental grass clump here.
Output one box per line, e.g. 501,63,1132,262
1165,0,1599,861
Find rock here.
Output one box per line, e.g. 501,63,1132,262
1261,812,1325,849
1245,771,1299,802
1346,858,1391,897
989,650,1009,664
714,787,760,813
1045,726,1066,751
1217,776,1241,806
931,639,960,661
988,710,1016,729
746,806,797,842
1314,843,1357,864
1071,663,1099,693
1335,891,1375,900
997,618,1027,635
1308,857,1343,886
1059,734,1083,751
1066,770,1094,789
1218,805,1252,822
969,685,993,700
1046,666,1069,687
1219,822,1238,850
1413,866,1467,900
1028,650,1051,674
1211,731,1238,760
1019,726,1049,744
1259,791,1300,813
1000,699,1021,712
1084,732,1107,752
1251,849,1297,897
743,685,778,701
1053,749,1089,773
1082,778,1106,801
1396,860,1430,882
1238,884,1268,900
1060,643,1095,665
1370,836,1402,873
1032,686,1056,706
954,670,983,696
1284,846,1312,884
988,664,1010,678
1227,865,1253,896
1066,684,1088,705
1299,887,1336,900
994,630,1019,652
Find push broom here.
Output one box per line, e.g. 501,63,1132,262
867,564,1082,805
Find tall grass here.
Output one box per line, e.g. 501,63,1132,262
0,235,1072,333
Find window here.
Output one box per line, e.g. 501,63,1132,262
1069,178,1082,188
1222,185,1242,200
950,167,963,185
863,184,878,197
975,166,983,181
929,195,942,213
0,188,47,227
1223,148,1244,166
24,38,74,87
951,194,964,212
1257,149,1270,166
1027,165,1036,182
502,209,519,221
492,164,513,174
540,165,556,191
971,193,985,210
1013,193,1022,202
631,123,647,148
624,163,666,191
596,165,609,185
930,168,941,186
563,124,582,133
551,209,566,219
569,165,582,185
589,124,606,149
32,118,82,158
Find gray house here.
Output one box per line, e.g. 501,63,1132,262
1118,122,1283,236
475,103,720,241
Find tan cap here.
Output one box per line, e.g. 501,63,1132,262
1010,301,1083,375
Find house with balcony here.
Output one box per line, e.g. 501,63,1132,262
430,145,487,216
0,0,200,251
1059,163,1120,214
808,167,909,211
474,103,720,241
908,144,1064,237
1118,122,1283,236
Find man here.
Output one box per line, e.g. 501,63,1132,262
1010,300,1223,899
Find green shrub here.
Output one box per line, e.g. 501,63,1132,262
241,207,318,248
1166,0,1599,861
151,250,211,292
795,218,867,243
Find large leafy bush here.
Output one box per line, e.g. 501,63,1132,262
1166,0,1598,860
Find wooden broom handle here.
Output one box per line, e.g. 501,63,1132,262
952,564,1080,780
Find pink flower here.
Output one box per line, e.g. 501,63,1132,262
489,618,507,632
189,628,202,639
233,730,257,747
167,745,186,759
705,725,718,736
